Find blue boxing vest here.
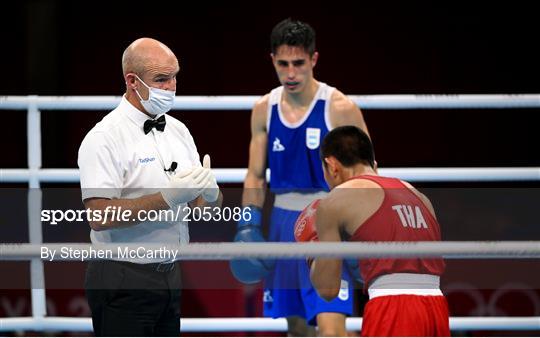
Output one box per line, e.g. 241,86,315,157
267,82,334,194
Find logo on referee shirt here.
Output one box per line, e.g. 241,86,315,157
138,157,156,164
306,128,321,150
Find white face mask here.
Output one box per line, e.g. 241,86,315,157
134,75,175,116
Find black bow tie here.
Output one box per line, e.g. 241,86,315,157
143,115,166,134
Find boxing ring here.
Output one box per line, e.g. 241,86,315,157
1,94,540,333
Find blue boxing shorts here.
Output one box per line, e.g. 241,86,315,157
263,206,353,325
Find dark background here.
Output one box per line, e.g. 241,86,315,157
1,0,539,170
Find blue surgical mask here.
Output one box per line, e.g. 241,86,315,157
134,75,175,116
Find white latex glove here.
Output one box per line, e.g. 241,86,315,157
161,166,211,208
201,154,220,203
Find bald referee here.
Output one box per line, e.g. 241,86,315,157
78,37,222,336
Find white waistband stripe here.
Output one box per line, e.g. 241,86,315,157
368,273,442,299
274,192,328,211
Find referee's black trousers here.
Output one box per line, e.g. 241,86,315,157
85,260,181,337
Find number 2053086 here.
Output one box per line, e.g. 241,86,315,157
181,206,252,222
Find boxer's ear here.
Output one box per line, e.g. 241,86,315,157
324,157,339,178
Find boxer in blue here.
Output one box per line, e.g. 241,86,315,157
231,18,370,336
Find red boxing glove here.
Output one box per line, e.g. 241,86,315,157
294,199,321,268
294,199,321,242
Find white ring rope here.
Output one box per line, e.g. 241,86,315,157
1,94,540,110
1,167,539,183
1,316,539,332
2,242,540,261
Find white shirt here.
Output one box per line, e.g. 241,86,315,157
78,96,201,256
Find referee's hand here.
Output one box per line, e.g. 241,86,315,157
161,166,211,207
201,154,219,202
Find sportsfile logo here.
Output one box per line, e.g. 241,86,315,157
138,157,155,164
41,206,253,225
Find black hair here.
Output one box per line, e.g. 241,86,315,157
320,126,375,168
270,18,316,56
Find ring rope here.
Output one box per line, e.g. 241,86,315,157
1,167,539,183
2,241,540,261
1,316,539,332
1,94,539,110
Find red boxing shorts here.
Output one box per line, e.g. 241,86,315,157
361,294,450,337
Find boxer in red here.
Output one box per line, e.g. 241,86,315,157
294,125,450,336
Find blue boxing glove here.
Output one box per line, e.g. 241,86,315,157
229,206,275,284
345,258,364,285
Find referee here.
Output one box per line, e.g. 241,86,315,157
78,37,222,336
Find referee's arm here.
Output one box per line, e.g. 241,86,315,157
79,130,172,231
84,193,169,231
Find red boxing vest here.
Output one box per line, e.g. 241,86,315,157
349,175,445,287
